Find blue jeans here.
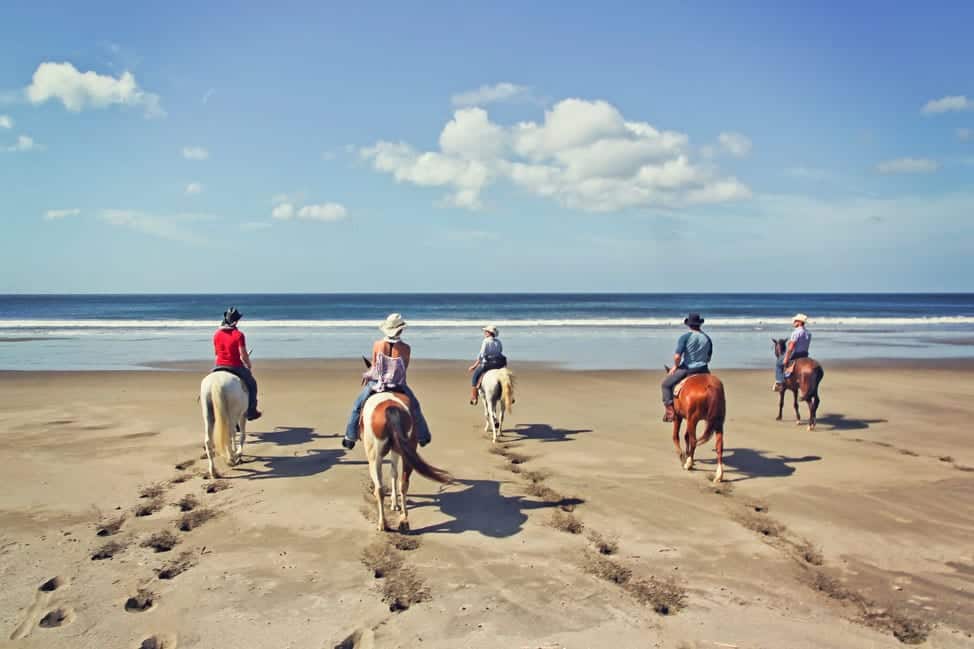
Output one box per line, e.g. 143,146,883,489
344,381,431,444
775,351,809,383
661,365,709,404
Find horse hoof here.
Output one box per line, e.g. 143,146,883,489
398,519,410,533
775,416,782,421
683,458,694,471
795,420,803,426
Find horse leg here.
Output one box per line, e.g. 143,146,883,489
389,452,400,512
486,397,499,443
776,389,785,421
792,389,801,424
684,417,698,471
399,461,412,532
203,409,218,480
808,394,819,431
671,415,685,466
367,452,385,532
713,431,724,483
233,415,247,465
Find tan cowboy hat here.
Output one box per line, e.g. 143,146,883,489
379,313,407,338
482,324,499,336
792,313,809,324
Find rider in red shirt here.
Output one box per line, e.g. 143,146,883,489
213,307,261,420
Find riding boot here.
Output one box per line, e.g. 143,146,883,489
469,387,479,406
662,403,675,423
247,409,262,421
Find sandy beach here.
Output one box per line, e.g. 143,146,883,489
1,359,973,649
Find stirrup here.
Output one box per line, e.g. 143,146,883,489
341,438,355,450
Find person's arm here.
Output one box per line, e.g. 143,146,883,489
669,334,686,374
469,339,487,372
239,333,252,369
400,343,411,370
783,340,796,365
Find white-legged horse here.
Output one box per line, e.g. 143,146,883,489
199,371,248,479
479,368,515,443
361,392,452,531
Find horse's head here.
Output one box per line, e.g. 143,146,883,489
772,338,788,358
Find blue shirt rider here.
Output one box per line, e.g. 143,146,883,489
661,312,713,422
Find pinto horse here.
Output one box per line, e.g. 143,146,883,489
772,339,824,430
199,371,248,479
359,386,452,531
664,367,727,483
479,368,515,443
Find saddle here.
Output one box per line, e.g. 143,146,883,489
673,378,688,398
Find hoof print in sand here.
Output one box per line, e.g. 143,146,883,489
39,576,67,592
38,607,74,628
92,539,128,560
96,515,126,537
203,480,230,494
140,635,178,649
175,495,199,512
124,589,155,613
142,531,180,553
177,509,215,532
334,628,375,649
157,551,197,580
134,497,165,518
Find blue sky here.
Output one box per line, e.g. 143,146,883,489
1,1,972,293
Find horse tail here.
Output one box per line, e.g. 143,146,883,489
498,368,515,414
799,363,824,402
210,380,233,462
702,379,727,444
387,406,453,484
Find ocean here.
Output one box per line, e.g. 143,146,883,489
1,293,972,371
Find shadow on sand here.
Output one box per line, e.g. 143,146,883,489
814,413,888,431
252,426,340,446
407,478,583,538
698,447,821,482
511,423,593,443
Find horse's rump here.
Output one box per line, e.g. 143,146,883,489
675,374,725,422
791,357,823,401
362,392,413,442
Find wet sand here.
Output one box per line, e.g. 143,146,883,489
1,359,972,648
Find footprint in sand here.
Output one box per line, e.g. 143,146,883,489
38,607,75,628
124,589,156,613
335,627,375,649
139,633,178,649
39,576,68,592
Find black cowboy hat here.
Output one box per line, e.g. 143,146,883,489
683,312,705,326
223,306,242,324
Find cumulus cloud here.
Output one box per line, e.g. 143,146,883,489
717,132,752,157
44,208,81,220
361,99,750,212
958,128,972,141
271,201,346,222
451,82,529,107
6,135,41,152
922,95,972,114
25,62,164,118
0,115,11,129
876,157,939,174
185,182,203,195
182,146,208,160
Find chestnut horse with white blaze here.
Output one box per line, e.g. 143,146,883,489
361,392,452,531
772,339,824,430
664,366,727,483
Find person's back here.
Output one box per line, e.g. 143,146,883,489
214,327,245,367
676,330,712,369
368,339,411,391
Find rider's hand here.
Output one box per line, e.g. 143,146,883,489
667,366,677,375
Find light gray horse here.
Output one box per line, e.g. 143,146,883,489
199,371,248,478
479,368,515,443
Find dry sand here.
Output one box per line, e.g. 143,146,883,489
0,359,972,649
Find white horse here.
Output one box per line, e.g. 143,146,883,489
479,368,515,443
199,371,248,479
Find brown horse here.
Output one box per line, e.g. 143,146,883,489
665,367,727,482
360,391,452,531
772,339,824,430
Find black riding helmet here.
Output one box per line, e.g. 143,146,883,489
223,306,242,326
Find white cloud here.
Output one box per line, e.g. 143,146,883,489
922,95,972,114
6,135,41,152
97,209,207,244
717,132,752,157
362,99,750,212
451,83,529,107
44,208,81,220
0,115,11,129
958,128,972,141
272,201,347,222
185,182,203,195
271,202,295,219
876,157,939,174
25,62,164,118
182,146,208,160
